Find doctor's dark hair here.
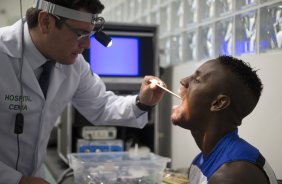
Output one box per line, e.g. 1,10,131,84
26,0,104,29
217,55,263,102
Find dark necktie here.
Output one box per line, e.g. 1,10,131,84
39,60,54,98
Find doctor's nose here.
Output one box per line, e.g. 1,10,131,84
78,37,91,49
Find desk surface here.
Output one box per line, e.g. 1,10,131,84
45,147,75,184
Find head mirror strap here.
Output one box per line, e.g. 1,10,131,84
33,0,98,23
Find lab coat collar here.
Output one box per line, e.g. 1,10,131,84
0,19,42,97
0,19,23,58
23,20,46,71
0,19,66,100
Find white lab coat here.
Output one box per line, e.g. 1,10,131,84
0,20,147,184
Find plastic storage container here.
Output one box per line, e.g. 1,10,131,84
68,151,171,184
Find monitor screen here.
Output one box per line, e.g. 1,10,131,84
84,32,155,78
89,36,140,76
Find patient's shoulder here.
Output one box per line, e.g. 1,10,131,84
208,161,269,184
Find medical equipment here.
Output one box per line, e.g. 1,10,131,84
57,22,160,165
33,0,112,47
84,23,157,91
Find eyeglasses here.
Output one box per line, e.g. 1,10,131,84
52,15,105,41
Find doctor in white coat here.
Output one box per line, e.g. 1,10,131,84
0,0,165,183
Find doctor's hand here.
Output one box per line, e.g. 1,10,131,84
138,76,166,107
19,176,49,184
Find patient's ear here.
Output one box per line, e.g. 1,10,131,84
210,94,230,111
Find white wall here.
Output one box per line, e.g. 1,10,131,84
171,52,282,179
0,0,33,27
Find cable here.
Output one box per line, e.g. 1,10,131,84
15,0,25,170
56,167,73,184
19,0,24,103
15,135,20,170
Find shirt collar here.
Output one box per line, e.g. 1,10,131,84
23,21,47,70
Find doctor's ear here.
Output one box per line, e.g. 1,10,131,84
38,12,53,33
210,94,230,111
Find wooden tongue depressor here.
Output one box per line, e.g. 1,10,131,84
149,79,182,99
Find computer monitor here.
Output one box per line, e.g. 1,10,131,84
83,22,158,91
89,36,140,77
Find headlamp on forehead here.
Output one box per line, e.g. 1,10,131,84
33,0,112,47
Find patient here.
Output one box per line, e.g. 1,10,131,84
171,55,278,184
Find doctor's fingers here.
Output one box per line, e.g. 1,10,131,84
143,76,167,88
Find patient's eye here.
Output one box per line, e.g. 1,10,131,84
193,77,200,83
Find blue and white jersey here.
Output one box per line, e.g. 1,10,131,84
189,129,277,184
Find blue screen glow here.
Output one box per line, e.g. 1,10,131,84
89,36,139,76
